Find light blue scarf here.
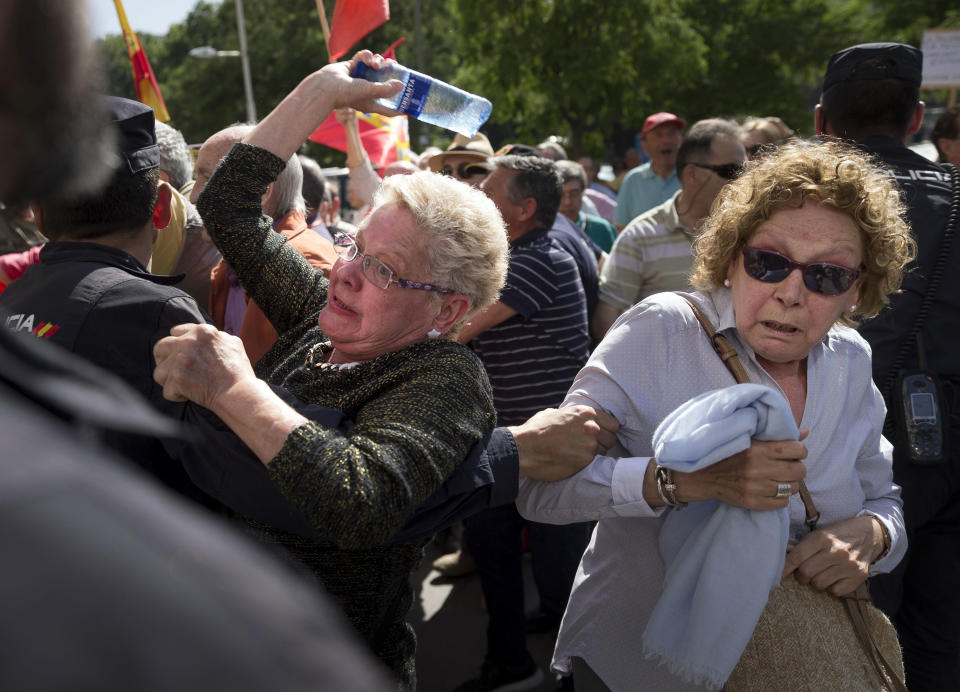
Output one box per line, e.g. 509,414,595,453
642,383,799,690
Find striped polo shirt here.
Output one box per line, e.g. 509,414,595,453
598,191,695,312
471,227,590,426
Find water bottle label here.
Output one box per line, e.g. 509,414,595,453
396,73,431,118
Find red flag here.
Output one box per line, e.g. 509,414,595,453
309,112,411,171
382,37,405,60
114,0,170,121
328,0,390,61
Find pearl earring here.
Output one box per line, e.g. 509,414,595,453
427,329,442,339
849,304,857,313
723,279,731,288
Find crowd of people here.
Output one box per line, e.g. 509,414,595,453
0,4,958,690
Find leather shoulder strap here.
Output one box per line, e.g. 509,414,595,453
681,296,750,384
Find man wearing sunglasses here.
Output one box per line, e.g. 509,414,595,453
816,42,960,691
429,132,494,187
592,118,745,340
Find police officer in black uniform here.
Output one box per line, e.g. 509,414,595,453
0,96,214,498
0,325,395,692
816,43,960,691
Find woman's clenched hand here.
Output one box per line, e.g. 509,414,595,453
782,515,885,596
153,323,256,412
673,430,809,511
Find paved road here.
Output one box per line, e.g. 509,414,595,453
409,541,562,691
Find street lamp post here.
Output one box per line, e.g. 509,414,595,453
233,0,256,123
188,0,257,122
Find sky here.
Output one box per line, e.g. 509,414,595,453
87,0,221,39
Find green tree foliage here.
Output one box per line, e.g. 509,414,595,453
452,0,711,157
94,0,960,163
862,0,960,46
670,0,867,135
452,0,876,156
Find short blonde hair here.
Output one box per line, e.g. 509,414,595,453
692,140,915,325
375,171,509,331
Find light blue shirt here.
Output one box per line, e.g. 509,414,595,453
613,162,680,227
517,289,904,691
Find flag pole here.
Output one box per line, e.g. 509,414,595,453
113,0,171,121
314,0,334,63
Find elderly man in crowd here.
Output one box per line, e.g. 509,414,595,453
430,132,495,187
300,154,358,239
576,155,617,222
816,42,960,691
592,118,745,340
498,144,603,325
613,112,685,229
149,121,194,277
556,160,617,254
153,120,222,311
192,124,339,364
154,121,194,197
297,153,337,244
454,154,594,692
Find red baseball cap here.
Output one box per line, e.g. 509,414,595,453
641,112,685,136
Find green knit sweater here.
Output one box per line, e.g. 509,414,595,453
198,143,496,689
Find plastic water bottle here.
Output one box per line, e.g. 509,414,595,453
351,62,492,138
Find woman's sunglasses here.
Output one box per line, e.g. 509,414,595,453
741,246,860,296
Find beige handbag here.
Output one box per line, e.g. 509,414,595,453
681,296,907,692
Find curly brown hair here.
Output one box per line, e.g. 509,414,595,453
691,140,915,325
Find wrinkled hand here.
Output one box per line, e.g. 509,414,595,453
676,430,809,510
782,515,883,596
153,323,256,411
313,50,403,116
511,405,620,481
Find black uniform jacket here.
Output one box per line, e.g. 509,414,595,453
0,241,517,542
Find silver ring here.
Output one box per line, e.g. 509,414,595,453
775,481,792,499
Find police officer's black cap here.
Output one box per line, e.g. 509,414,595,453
822,43,922,93
105,95,160,175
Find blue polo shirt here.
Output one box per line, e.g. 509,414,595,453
613,162,680,227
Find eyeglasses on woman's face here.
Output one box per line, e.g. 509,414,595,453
334,233,452,294
741,246,860,296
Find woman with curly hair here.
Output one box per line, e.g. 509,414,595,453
517,140,915,690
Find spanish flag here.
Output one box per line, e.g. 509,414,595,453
114,0,170,122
